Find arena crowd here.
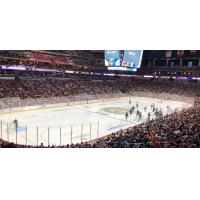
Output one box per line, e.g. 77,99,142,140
0,70,200,148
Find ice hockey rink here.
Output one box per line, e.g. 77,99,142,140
0,96,192,146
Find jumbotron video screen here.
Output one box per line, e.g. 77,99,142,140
105,50,143,71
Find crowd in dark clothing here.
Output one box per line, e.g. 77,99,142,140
1,74,200,99
0,72,200,147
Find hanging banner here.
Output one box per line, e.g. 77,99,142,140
177,50,184,58
190,50,196,55
165,50,172,58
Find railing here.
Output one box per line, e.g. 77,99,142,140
0,97,135,147
0,92,194,147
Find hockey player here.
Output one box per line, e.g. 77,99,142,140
138,111,142,120
148,112,151,120
151,103,155,110
129,108,132,116
125,112,129,121
167,105,170,109
136,110,140,117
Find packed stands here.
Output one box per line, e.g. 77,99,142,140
1,50,200,147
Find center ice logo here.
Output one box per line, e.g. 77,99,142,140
101,107,129,115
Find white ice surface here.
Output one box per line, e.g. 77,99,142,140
0,96,192,146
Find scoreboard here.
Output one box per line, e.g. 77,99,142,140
105,50,143,71
105,51,120,67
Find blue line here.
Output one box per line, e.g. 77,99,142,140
107,124,127,131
